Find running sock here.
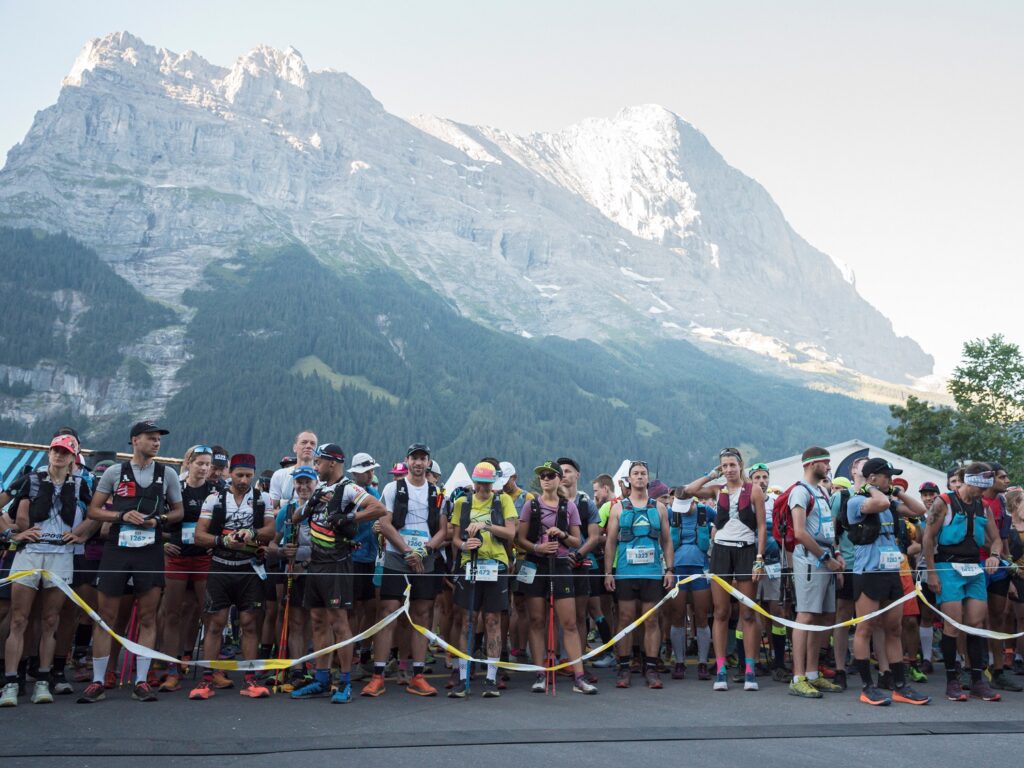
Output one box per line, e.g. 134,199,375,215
696,626,711,663
745,657,755,675
967,634,987,682
486,657,498,682
892,661,907,688
716,656,727,675
166,662,179,676
36,666,50,677
92,655,109,684
258,643,272,659
412,662,424,676
617,655,631,670
135,657,151,685
359,647,371,665
670,626,686,663
771,626,787,668
373,662,386,676
74,623,91,651
315,668,330,687
855,657,873,688
941,634,959,681
53,656,67,675
458,658,468,677
919,626,933,661
644,655,658,671
4,673,16,685
806,670,819,681
338,671,351,686
595,615,612,645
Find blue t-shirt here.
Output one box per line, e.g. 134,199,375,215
846,495,900,574
352,485,381,563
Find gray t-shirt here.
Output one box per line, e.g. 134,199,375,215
789,482,833,545
97,461,183,504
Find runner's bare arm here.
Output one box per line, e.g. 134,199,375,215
922,497,946,573
603,502,622,568
658,502,674,568
353,494,387,523
193,515,216,548
86,490,117,523
752,483,767,556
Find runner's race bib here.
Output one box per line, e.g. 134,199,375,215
765,562,782,580
253,561,268,581
952,562,983,577
820,520,835,541
626,546,656,566
469,560,499,582
118,526,155,548
400,528,428,552
181,522,196,545
878,548,902,571
517,561,537,584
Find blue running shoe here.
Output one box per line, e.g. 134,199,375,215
331,683,352,703
290,680,330,699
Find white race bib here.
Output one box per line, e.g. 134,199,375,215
118,526,155,549
626,546,656,566
517,561,537,584
820,520,835,541
181,522,196,545
765,562,782,580
951,562,983,577
253,561,267,581
400,528,428,552
878,548,903,571
469,560,499,582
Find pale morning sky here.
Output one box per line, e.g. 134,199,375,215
1,0,1020,376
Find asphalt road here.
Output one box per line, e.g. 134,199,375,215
3,666,1022,767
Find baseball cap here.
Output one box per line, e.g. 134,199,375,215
279,455,297,468
291,465,318,482
129,420,169,441
534,460,564,478
919,481,941,493
349,452,380,473
429,460,442,476
832,477,853,490
314,443,346,463
861,458,903,477
648,479,671,498
211,445,228,467
499,461,516,480
892,477,909,491
406,442,431,458
49,434,80,455
389,462,409,476
471,462,498,484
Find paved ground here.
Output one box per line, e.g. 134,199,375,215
3,666,1023,766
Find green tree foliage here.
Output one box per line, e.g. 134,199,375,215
886,335,1024,478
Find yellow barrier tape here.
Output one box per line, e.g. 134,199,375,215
406,574,699,671
915,585,1024,640
0,569,407,672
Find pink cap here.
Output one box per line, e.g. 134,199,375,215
49,434,80,455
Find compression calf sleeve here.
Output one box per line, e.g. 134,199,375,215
670,626,686,663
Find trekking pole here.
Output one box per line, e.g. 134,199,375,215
546,548,557,696
274,519,297,692
465,547,478,697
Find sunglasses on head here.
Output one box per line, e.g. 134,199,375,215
193,445,214,455
629,460,648,470
719,449,742,460
539,472,558,481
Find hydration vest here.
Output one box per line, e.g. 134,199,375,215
209,485,266,560
715,482,757,532
109,462,167,539
526,497,568,544
618,498,661,543
25,471,82,528
391,478,440,534
309,479,358,552
670,502,711,553
936,492,986,562
457,493,506,533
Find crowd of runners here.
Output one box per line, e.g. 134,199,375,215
1,422,1022,709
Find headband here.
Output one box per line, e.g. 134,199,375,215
965,472,994,489
802,455,830,466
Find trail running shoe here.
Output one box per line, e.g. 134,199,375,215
0,682,18,707
210,671,234,689
573,676,598,695
360,674,386,697
405,674,437,697
331,683,352,703
532,674,546,693
444,669,459,689
697,663,711,681
158,674,180,692
908,665,927,684
892,684,930,705
646,669,664,689
592,653,616,668
616,667,631,689
672,662,685,680
788,676,822,698
991,672,1023,692
810,675,843,693
859,685,891,706
31,680,53,704
945,679,968,702
240,679,269,698
920,659,934,675
290,679,330,699
773,667,791,684
51,670,73,695
447,680,467,698
481,679,501,698
743,672,759,691
713,667,728,692
969,680,1002,701
188,681,215,700
77,682,106,703
131,682,158,702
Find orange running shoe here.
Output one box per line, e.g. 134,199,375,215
210,671,234,689
405,674,437,697
240,678,269,698
189,681,215,700
361,674,386,697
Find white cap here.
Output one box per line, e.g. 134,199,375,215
430,460,442,476
499,461,516,479
348,452,379,473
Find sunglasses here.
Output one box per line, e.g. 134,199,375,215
193,445,214,455
629,460,648,469
719,449,741,459
539,472,559,481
